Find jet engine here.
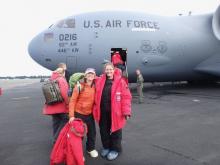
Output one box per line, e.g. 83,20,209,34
212,5,220,40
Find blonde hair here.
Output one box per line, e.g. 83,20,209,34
103,62,114,70
58,63,67,70
54,67,65,75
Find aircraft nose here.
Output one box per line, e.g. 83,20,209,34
28,34,42,62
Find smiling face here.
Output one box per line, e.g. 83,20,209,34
105,64,114,79
85,72,95,82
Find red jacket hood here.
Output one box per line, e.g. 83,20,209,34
69,119,87,137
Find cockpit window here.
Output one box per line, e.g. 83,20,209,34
54,18,75,28
65,19,75,28
48,24,53,29
56,20,65,28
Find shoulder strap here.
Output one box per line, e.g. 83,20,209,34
50,76,62,82
76,81,82,93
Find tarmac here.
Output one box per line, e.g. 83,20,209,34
1,80,220,165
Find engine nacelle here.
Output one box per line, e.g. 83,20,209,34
212,5,220,40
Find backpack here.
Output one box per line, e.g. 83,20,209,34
42,78,63,105
68,73,85,96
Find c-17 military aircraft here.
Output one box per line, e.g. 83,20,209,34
28,6,220,83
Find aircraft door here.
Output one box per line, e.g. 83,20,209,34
111,48,128,83
66,56,77,73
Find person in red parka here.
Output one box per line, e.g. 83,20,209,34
111,51,129,84
93,62,132,161
43,68,69,143
111,51,125,72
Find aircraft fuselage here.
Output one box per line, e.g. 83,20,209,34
28,11,220,82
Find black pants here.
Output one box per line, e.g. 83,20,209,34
52,113,68,143
99,110,122,152
75,112,96,152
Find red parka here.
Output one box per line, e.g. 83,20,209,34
111,52,124,65
93,71,132,132
43,72,69,115
50,119,86,165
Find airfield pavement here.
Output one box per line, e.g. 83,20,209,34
0,80,220,165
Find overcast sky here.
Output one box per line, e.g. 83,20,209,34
0,0,219,76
